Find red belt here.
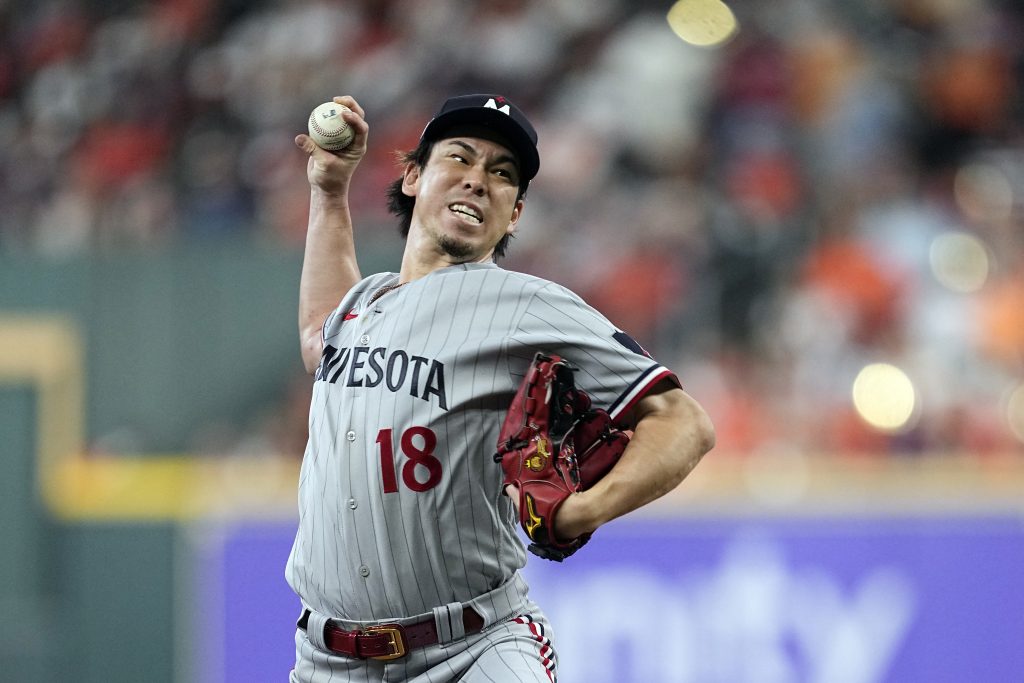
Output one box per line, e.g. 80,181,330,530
297,608,485,660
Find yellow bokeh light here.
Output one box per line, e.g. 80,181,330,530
929,231,990,293
852,363,917,432
1007,384,1024,444
667,0,738,47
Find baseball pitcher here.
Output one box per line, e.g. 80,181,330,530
287,93,715,682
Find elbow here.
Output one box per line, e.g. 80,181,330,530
300,330,324,375
694,408,716,457
673,390,715,459
643,387,716,464
638,387,716,458
299,313,329,374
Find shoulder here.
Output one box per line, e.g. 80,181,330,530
326,272,396,322
350,272,398,299
433,264,559,298
429,265,598,318
357,272,398,289
522,277,596,314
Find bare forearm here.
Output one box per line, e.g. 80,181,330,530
556,388,715,539
294,96,369,372
298,190,361,371
592,410,708,523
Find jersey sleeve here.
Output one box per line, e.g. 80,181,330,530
321,273,394,344
508,282,680,424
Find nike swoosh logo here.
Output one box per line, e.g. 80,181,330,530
343,310,359,321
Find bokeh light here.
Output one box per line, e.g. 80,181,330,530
667,0,738,47
852,363,917,432
929,231,990,293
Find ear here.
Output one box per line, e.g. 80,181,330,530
506,198,525,236
401,162,420,198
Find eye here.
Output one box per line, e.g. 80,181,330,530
494,167,517,183
449,153,467,163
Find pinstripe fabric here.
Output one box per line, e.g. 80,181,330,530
290,605,558,683
286,262,676,678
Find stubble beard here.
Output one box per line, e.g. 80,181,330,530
436,233,475,259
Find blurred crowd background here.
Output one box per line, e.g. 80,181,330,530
2,0,1023,459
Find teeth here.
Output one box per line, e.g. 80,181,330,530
450,203,482,223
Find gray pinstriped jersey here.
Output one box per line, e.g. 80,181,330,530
286,262,676,621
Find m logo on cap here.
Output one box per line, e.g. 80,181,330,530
484,98,511,115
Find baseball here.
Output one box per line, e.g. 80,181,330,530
308,102,355,151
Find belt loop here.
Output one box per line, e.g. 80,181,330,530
305,611,331,652
432,602,465,644
465,572,529,626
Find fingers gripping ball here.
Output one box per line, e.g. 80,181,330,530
308,102,355,151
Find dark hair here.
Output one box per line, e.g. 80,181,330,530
385,139,528,260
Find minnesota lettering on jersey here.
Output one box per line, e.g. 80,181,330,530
315,344,448,410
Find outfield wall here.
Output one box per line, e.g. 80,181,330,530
184,511,1024,683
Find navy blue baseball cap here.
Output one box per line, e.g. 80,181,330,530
420,94,540,183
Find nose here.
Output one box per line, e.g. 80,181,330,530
463,166,487,196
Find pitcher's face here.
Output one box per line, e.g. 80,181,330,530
402,137,523,261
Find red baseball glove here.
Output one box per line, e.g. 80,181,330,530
494,352,631,561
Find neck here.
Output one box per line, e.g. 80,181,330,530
399,228,495,282
399,251,494,282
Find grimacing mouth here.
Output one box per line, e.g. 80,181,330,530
449,202,483,224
